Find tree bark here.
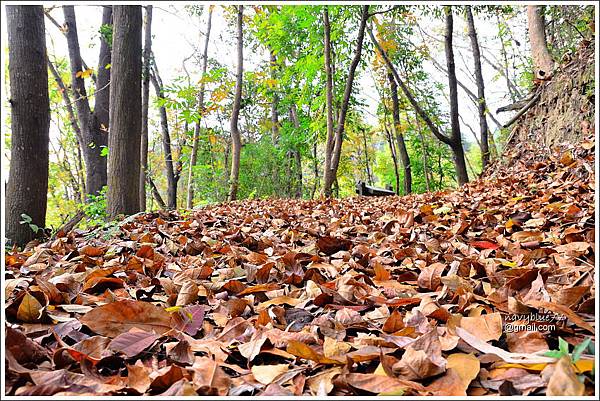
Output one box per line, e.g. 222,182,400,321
323,5,369,197
150,61,177,209
466,7,490,170
63,5,109,197
107,5,142,218
388,71,412,194
6,5,50,247
186,6,212,209
527,5,555,79
444,7,469,185
228,5,243,201
140,5,152,211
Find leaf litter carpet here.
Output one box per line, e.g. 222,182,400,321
4,138,596,396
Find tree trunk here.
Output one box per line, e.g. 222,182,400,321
140,5,152,211
47,59,85,197
150,62,177,209
323,5,369,197
228,5,243,201
466,7,490,171
107,5,142,218
527,5,555,79
187,6,212,209
287,105,303,198
388,71,412,194
444,7,469,185
413,113,431,192
322,6,335,198
369,18,468,186
360,127,373,186
94,5,111,147
6,5,50,247
63,6,108,197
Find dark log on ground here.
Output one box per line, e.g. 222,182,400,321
356,181,396,196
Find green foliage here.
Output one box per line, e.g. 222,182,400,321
83,187,108,226
545,337,595,361
19,213,41,234
99,23,113,46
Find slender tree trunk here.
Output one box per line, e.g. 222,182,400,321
150,62,177,209
312,140,319,199
107,5,142,218
323,5,369,197
140,5,152,211
466,7,490,171
47,59,86,196
228,5,243,201
63,6,108,197
322,7,335,198
6,5,50,246
388,72,412,194
527,5,555,79
413,113,431,192
444,7,469,185
187,6,212,209
370,19,468,186
289,104,303,198
94,5,111,147
360,127,373,185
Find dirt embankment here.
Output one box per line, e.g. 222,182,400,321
506,38,595,153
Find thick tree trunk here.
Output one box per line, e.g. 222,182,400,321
444,7,469,185
107,6,142,218
466,7,490,170
323,5,369,197
228,5,243,201
63,6,108,197
6,5,50,247
140,5,152,211
388,71,412,194
187,6,212,209
150,62,177,210
527,5,555,79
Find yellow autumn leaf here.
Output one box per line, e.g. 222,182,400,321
498,359,594,373
446,353,480,388
251,364,289,385
17,292,44,323
76,68,94,79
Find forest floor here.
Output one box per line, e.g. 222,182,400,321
4,135,596,396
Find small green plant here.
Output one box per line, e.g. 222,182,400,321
544,337,594,361
83,186,108,226
19,213,41,234
545,337,595,383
